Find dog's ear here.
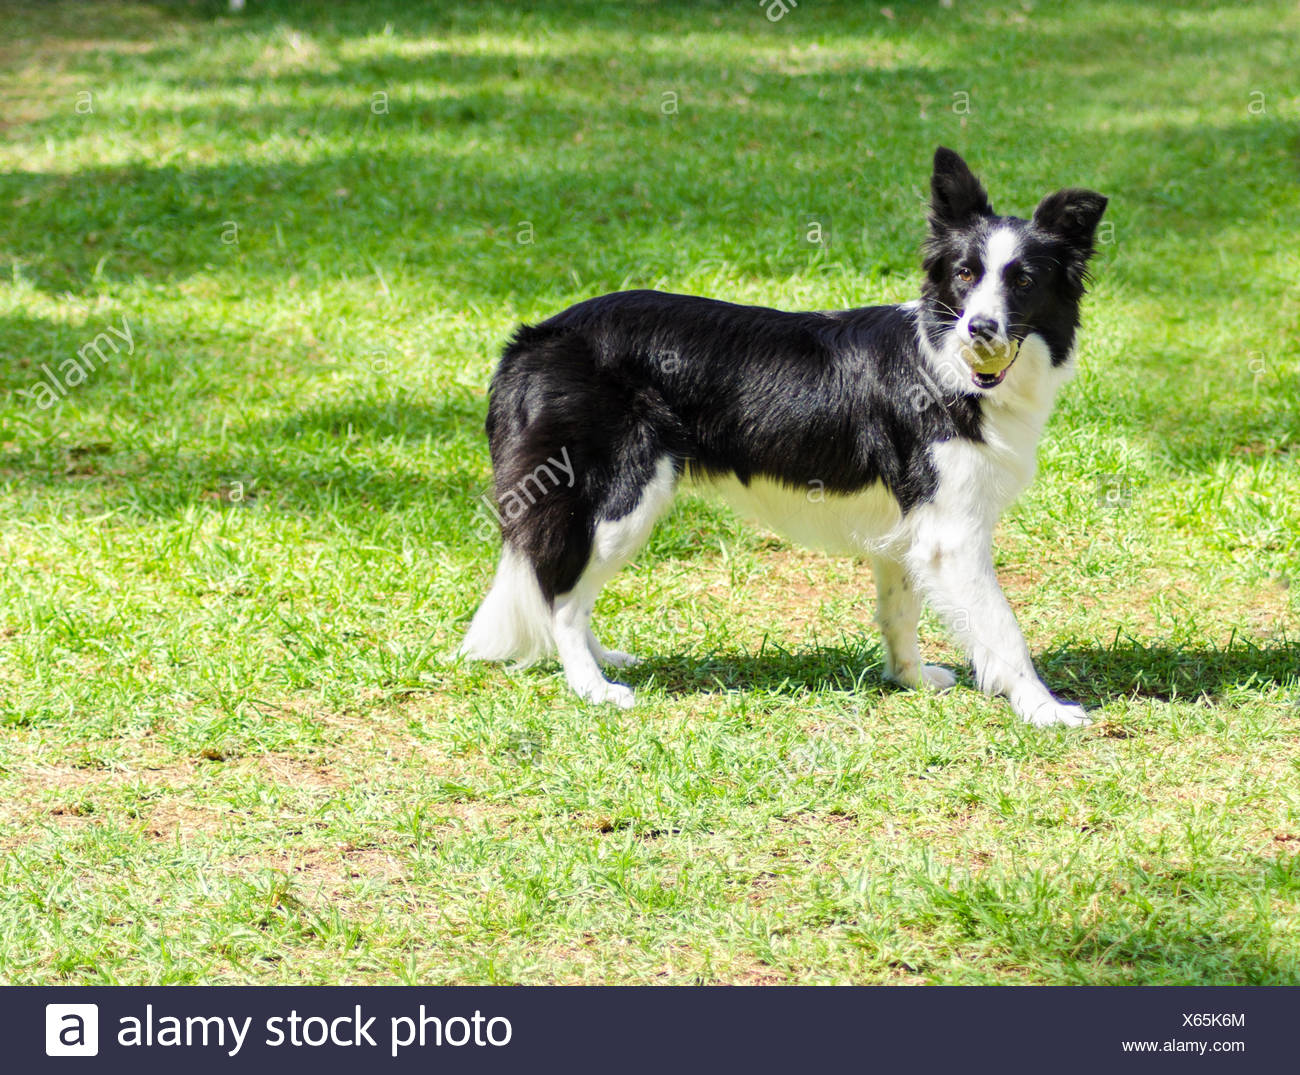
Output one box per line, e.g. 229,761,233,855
1032,188,1108,248
929,147,993,229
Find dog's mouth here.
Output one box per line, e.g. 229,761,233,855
962,337,1020,390
972,358,1015,389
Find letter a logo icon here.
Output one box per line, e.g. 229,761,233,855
46,1004,99,1057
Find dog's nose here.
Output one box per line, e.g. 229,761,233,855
967,316,1000,342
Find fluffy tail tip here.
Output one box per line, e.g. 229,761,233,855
460,547,554,665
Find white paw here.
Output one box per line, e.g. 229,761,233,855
577,681,636,709
919,664,958,691
886,663,956,692
599,649,641,669
1024,700,1090,728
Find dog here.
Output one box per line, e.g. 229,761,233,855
461,147,1106,726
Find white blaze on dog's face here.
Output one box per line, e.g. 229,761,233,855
954,226,1022,377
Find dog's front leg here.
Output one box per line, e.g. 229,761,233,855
872,555,957,691
905,532,1088,727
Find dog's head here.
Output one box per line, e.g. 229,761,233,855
920,147,1107,392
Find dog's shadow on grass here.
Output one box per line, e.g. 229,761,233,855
620,643,893,700
618,636,1299,707
1042,636,1300,708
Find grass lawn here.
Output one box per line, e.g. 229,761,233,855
0,0,1298,985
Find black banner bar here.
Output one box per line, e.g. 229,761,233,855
11,986,1290,1072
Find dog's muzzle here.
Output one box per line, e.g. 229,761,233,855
961,337,1019,388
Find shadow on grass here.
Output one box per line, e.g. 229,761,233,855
922,854,1300,984
1044,635,1300,707
616,634,1299,707
0,394,491,523
623,640,890,699
1066,855,1300,984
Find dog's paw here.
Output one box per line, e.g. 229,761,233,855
886,663,956,692
919,664,957,691
599,649,641,669
577,681,636,709
1024,700,1090,728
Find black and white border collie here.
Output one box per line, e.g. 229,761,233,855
462,148,1107,726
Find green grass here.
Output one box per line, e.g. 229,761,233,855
1,0,1298,985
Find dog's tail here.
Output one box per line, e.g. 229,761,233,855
460,545,554,665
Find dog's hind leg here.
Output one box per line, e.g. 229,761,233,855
554,586,635,708
872,555,957,691
553,456,677,707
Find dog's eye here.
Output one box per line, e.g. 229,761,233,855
955,266,974,283
1014,272,1034,290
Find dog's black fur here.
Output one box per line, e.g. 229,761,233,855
465,147,1108,725
488,295,987,600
